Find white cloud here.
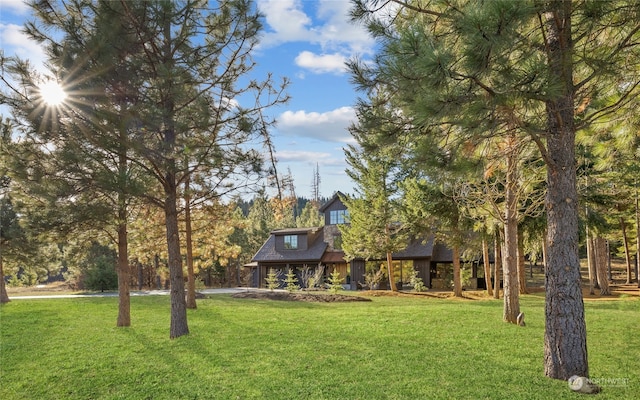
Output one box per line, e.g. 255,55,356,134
257,0,374,73
275,149,347,179
294,51,346,74
314,0,374,54
276,149,331,162
275,149,344,166
215,96,240,111
0,23,47,73
277,106,356,143
1,0,30,15
257,0,315,47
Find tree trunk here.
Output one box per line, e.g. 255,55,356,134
386,251,397,292
116,218,131,327
586,234,597,295
184,175,197,309
620,217,632,284
502,222,519,321
137,260,143,290
517,230,528,295
542,233,548,275
161,14,188,339
607,240,612,281
482,237,493,296
594,237,610,296
452,244,462,297
503,137,520,323
0,251,10,304
154,253,161,289
165,177,189,338
542,0,588,380
116,141,131,327
494,233,502,299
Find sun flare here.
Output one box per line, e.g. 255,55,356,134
38,80,67,106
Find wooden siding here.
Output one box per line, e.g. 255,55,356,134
414,259,431,288
327,263,349,284
349,259,366,290
275,233,309,251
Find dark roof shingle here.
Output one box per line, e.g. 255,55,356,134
392,236,435,259
252,231,328,263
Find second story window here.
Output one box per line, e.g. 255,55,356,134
284,235,298,249
330,209,349,225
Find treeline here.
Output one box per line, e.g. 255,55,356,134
235,196,331,218
0,184,328,291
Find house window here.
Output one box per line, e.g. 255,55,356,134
284,235,298,249
330,209,349,225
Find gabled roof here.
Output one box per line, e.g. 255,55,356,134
319,191,346,213
431,242,454,262
271,227,321,235
252,228,328,263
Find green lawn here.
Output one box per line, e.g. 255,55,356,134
1,293,638,399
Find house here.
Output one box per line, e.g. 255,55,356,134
249,192,484,290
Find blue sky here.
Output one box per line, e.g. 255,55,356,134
0,0,376,199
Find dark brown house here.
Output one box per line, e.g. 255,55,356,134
249,192,482,290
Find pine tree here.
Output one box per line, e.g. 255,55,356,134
295,201,323,228
1,0,156,327
340,97,410,292
1,0,288,338
284,269,300,292
350,0,640,379
327,270,343,294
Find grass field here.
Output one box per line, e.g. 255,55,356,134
1,292,638,399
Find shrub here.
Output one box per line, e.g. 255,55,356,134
327,270,343,294
265,269,282,291
410,270,427,292
299,265,313,290
299,265,326,290
6,274,23,288
80,243,118,292
312,265,325,289
363,267,384,290
284,269,300,292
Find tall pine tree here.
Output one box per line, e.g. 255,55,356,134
350,0,640,379
2,0,288,338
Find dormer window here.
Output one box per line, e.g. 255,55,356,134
330,209,349,225
284,235,298,249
